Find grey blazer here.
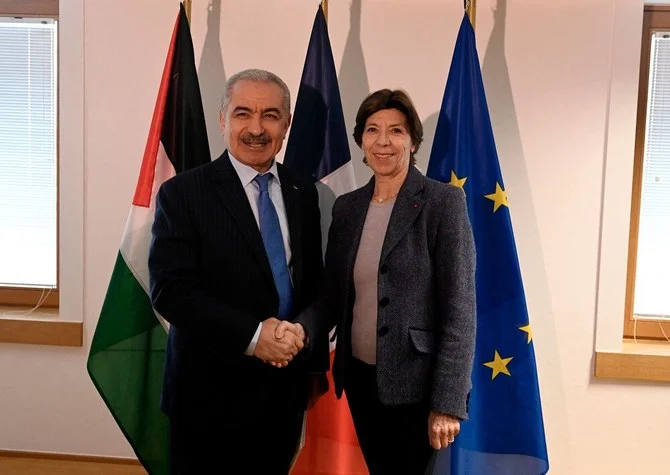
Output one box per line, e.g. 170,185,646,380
297,165,476,419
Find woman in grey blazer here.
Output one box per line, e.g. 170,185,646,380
288,89,476,475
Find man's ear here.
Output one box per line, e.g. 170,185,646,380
284,113,292,137
219,111,226,135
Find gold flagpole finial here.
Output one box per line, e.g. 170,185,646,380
184,0,192,25
321,0,328,24
465,0,476,29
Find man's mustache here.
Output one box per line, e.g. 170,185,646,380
241,133,271,145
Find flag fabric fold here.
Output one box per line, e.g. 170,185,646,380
426,13,549,475
284,5,365,475
86,4,210,474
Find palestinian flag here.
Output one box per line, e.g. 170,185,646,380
86,4,210,474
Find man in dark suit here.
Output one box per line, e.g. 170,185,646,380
148,69,327,474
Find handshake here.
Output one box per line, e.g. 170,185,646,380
253,317,307,368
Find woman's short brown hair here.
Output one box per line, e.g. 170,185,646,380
352,89,423,166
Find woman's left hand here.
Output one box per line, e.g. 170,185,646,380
428,411,460,450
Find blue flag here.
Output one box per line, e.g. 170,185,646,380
284,5,356,191
426,13,549,474
284,5,356,246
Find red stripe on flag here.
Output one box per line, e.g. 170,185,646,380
132,12,181,208
292,352,368,475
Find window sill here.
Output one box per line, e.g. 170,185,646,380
595,339,670,383
0,306,82,347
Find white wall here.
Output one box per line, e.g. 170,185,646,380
0,0,668,473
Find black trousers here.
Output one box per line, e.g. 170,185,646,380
344,357,435,475
168,404,303,475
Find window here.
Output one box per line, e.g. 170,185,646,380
0,0,58,308
625,5,670,340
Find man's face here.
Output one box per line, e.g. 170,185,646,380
219,80,291,173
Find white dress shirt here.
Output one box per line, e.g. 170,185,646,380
228,153,292,356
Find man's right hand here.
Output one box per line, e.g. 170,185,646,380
253,318,303,367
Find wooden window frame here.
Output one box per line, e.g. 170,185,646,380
624,5,670,340
0,1,58,18
0,0,59,308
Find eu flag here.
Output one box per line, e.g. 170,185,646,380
426,13,549,474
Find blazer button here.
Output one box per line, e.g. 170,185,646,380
378,326,389,336
379,297,389,307
380,264,388,274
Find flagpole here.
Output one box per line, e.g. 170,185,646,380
321,0,328,23
465,0,476,28
184,0,192,24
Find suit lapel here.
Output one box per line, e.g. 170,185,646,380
380,166,425,262
278,165,302,299
210,151,273,281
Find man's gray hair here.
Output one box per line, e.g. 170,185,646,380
220,69,291,117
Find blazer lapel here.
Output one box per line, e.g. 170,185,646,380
380,166,426,262
344,178,375,290
210,151,273,280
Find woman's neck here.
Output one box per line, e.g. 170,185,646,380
373,168,408,201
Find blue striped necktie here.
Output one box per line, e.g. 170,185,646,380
254,173,293,319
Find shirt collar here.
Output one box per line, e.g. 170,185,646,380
228,151,281,188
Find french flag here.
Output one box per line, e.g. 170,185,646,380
283,5,365,475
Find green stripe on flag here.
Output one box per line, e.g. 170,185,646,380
87,251,169,475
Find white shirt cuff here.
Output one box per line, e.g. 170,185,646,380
244,322,263,356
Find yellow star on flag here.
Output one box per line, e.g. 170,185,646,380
449,170,467,189
484,182,508,212
519,324,533,344
483,350,513,380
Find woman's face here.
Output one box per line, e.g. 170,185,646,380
361,108,415,180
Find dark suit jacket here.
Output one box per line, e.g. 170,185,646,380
297,165,476,419
148,151,326,423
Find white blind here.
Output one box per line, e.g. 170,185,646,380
0,18,57,288
634,32,670,319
